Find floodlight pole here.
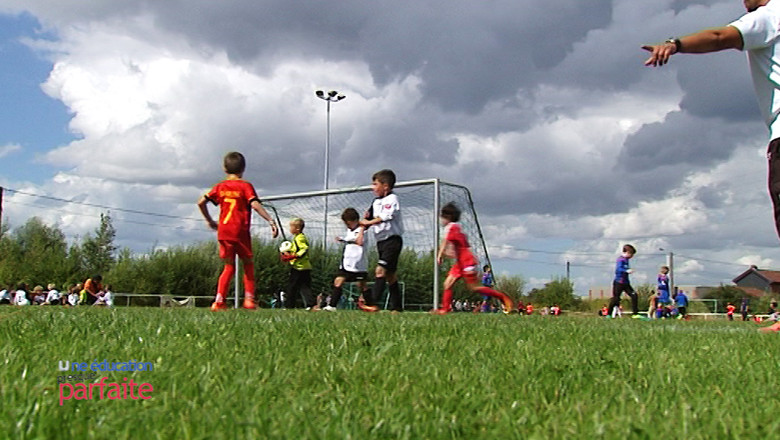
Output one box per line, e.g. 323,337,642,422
660,247,675,299
667,251,674,298
433,178,440,310
315,90,346,247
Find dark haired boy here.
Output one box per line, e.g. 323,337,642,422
322,208,369,311
82,275,103,305
433,202,514,314
609,244,640,318
359,169,403,312
198,151,279,310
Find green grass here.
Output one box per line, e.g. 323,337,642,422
2,307,780,439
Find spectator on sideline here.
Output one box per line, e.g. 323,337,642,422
31,285,46,305
675,289,689,320
643,1,780,240
647,290,658,320
45,283,61,305
741,298,750,321
726,302,736,321
768,301,779,321
0,284,12,304
67,284,80,307
14,283,30,306
82,275,103,305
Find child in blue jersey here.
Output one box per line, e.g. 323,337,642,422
608,244,639,318
675,289,689,319
657,266,671,306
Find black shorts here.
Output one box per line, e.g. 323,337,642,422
335,270,368,282
768,137,780,240
376,235,402,273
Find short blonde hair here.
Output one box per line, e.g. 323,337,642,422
290,218,305,230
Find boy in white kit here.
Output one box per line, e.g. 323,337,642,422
321,208,369,311
360,169,404,312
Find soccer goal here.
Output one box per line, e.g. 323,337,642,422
260,179,491,309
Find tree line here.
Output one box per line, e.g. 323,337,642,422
0,214,539,308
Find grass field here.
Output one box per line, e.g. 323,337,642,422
2,307,780,439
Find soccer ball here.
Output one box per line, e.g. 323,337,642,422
279,241,293,253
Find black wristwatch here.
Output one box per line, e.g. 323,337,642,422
665,38,682,53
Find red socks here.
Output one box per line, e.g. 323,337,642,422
441,289,453,311
242,262,255,301
217,262,255,302
216,264,235,303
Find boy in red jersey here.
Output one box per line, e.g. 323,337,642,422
197,152,278,310
432,202,514,315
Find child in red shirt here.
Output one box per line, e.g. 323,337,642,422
726,303,736,321
432,203,514,314
198,152,278,310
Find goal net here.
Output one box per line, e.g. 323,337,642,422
260,179,491,310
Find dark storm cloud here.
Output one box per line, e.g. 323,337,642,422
140,0,614,113
676,51,760,121
618,110,756,170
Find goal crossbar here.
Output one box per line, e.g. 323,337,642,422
260,178,491,310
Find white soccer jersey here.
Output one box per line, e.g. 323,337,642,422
731,2,780,140
14,290,29,306
370,193,404,242
340,226,368,273
46,290,60,302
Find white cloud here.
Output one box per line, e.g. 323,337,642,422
3,0,780,297
0,143,22,158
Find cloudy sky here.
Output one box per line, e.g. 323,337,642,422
0,0,776,295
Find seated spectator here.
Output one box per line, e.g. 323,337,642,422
81,275,103,305
45,283,61,305
31,285,46,305
0,284,12,304
14,283,30,306
67,284,80,307
93,284,114,308
768,301,779,322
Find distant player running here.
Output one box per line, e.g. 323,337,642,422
197,151,278,310
432,202,514,315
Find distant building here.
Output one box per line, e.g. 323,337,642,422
732,265,780,297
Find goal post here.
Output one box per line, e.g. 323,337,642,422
259,178,492,309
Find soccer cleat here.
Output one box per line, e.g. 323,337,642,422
242,299,257,310
322,306,337,312
430,308,450,315
211,301,228,311
358,303,379,313
502,299,514,315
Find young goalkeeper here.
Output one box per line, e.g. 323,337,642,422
432,202,514,315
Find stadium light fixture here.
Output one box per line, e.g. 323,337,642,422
315,89,347,245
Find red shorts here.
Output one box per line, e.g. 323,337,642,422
219,239,253,261
448,263,478,284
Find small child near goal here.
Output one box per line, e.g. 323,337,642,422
320,208,370,311
432,202,514,315
197,151,279,310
